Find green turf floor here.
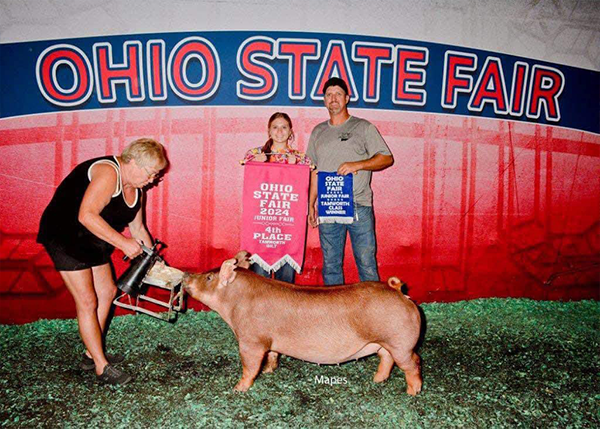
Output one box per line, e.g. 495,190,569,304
1,298,598,428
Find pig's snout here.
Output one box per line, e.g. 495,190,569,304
181,272,193,291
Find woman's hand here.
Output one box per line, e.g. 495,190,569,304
254,153,267,162
121,237,143,259
287,154,297,164
308,205,318,228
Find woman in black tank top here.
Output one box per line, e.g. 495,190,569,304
37,138,168,385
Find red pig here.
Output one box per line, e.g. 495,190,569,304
183,252,422,395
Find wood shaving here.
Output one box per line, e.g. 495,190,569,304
145,261,184,284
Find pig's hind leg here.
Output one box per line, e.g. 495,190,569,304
373,347,395,383
234,342,268,392
391,350,422,396
261,351,280,374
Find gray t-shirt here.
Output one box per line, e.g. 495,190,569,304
306,116,391,206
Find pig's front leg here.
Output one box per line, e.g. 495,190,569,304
234,342,267,392
261,351,280,373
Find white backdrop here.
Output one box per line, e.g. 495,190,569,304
1,0,598,71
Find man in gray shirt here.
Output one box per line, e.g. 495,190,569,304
307,77,393,285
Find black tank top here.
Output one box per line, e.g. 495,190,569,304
37,156,142,264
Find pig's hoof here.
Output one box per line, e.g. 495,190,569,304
406,384,422,396
233,382,250,392
373,374,389,383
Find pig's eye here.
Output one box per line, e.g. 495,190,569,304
206,273,214,282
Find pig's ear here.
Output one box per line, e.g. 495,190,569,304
218,258,238,286
234,251,251,269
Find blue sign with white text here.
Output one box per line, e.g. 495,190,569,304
317,172,354,224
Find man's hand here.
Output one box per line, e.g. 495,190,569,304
337,161,362,176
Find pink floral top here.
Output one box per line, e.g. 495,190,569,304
242,146,313,166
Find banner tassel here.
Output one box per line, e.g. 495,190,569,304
249,254,302,274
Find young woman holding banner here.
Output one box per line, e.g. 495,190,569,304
241,112,312,283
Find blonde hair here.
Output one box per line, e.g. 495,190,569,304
121,138,167,169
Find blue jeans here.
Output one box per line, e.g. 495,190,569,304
251,262,296,283
318,205,379,285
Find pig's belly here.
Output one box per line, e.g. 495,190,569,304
272,338,382,365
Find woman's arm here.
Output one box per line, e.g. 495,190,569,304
128,205,153,248
308,169,319,228
78,163,143,259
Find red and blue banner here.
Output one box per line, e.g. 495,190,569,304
0,31,598,134
241,162,310,274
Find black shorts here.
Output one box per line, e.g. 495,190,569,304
42,241,111,271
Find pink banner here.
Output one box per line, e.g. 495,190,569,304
241,162,310,273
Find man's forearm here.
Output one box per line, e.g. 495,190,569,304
359,153,394,171
337,153,394,175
